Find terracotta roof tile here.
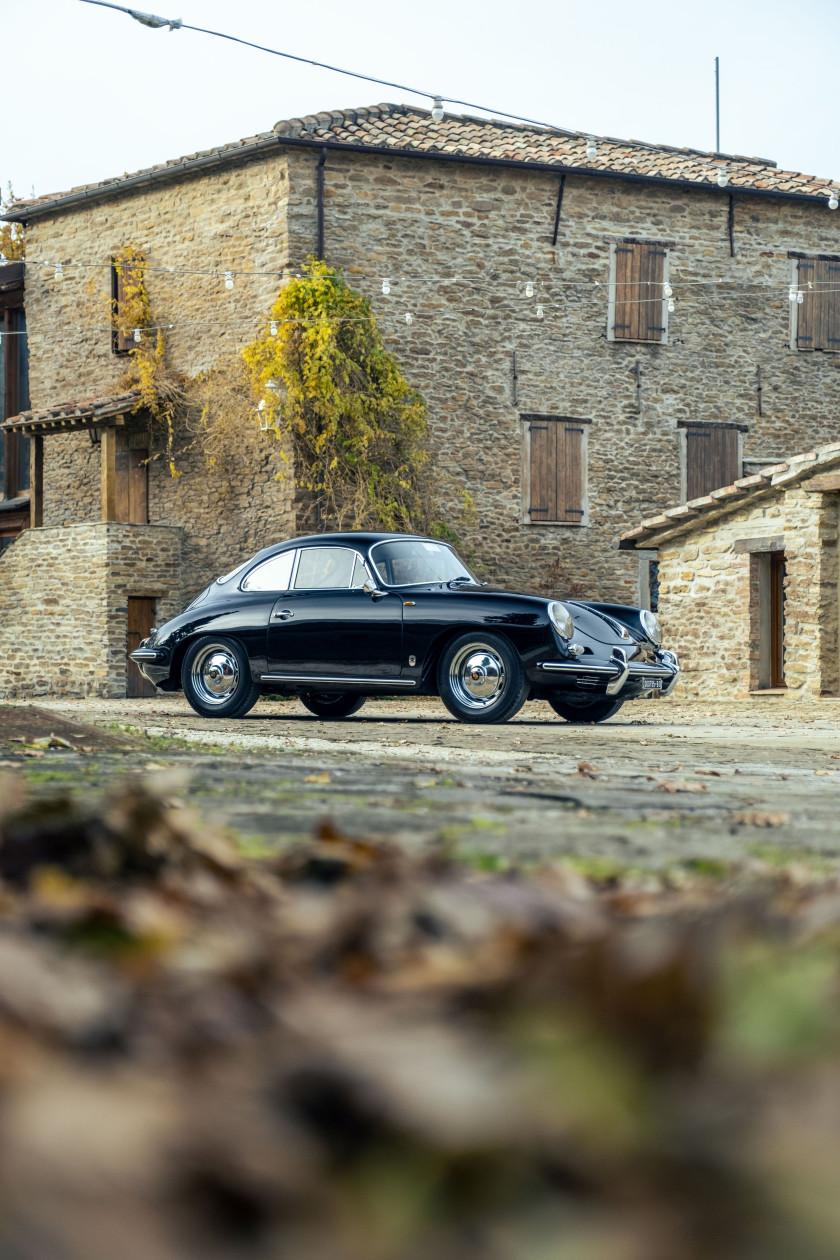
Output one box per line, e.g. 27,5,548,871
3,391,142,432
4,103,838,222
619,440,840,549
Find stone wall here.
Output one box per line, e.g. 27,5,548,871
655,488,839,698
17,140,840,605
0,522,182,699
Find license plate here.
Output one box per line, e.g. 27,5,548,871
642,678,663,690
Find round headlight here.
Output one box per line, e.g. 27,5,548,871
548,601,574,641
640,609,663,646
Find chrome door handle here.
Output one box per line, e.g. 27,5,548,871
272,609,294,620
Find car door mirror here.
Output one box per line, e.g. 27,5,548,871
363,579,384,599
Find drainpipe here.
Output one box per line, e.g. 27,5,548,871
316,146,327,259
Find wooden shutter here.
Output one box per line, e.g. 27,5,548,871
112,260,136,354
127,597,157,698
613,243,667,342
797,258,840,351
685,427,740,501
529,420,585,523
114,432,149,523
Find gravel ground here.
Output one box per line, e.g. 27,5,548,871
5,692,840,868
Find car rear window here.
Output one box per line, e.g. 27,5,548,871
241,550,296,592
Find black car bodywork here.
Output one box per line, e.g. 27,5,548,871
130,532,679,723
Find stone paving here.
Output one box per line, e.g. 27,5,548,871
4,694,840,868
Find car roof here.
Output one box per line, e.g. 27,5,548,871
236,531,450,572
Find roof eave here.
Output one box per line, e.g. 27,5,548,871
3,133,833,225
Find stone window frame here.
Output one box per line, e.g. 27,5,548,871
606,239,672,346
519,414,591,528
677,420,747,504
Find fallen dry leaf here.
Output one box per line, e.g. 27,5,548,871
656,780,707,794
304,772,331,784
577,761,599,778
695,769,722,777
732,809,790,827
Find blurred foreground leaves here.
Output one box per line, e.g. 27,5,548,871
1,772,840,1260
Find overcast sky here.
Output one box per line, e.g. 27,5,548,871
4,0,840,202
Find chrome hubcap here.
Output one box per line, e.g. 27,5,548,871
449,644,506,709
192,644,240,706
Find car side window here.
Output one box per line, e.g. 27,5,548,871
351,555,369,589
241,550,296,592
294,547,355,590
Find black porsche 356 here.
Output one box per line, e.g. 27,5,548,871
130,532,679,724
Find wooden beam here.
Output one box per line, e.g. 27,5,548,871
100,426,117,521
29,435,43,529
801,472,840,492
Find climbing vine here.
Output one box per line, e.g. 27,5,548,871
243,258,462,537
0,185,25,261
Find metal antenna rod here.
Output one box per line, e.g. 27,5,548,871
715,56,721,153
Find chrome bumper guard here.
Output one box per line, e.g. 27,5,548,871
130,647,166,663
538,648,679,697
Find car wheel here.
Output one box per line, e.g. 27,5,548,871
182,637,260,719
299,692,367,719
548,695,625,724
437,632,528,725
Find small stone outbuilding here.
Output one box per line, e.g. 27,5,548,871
619,443,840,698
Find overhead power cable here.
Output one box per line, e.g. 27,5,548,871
76,0,577,135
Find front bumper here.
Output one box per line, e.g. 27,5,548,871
129,641,172,688
536,648,680,699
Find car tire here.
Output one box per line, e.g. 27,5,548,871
437,632,528,725
182,636,260,719
299,692,367,719
548,695,625,724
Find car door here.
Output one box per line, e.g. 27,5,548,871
267,545,403,680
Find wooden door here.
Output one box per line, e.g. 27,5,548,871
769,552,786,688
127,596,157,698
115,433,149,523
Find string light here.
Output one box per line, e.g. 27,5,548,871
525,281,534,298
224,271,234,290
717,168,729,188
667,298,675,313
830,192,839,210
270,320,277,335
431,97,444,123
586,136,597,160
133,328,142,342
53,262,64,281
663,282,673,299
789,284,798,303
404,312,414,324
797,290,804,304
536,304,544,319
381,278,391,295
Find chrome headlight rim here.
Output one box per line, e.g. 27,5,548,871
548,600,574,641
640,608,663,646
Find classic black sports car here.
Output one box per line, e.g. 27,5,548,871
130,532,679,724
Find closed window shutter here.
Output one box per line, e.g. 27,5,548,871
797,258,840,351
685,427,739,500
613,243,667,342
112,261,136,354
529,422,556,520
797,259,816,349
827,262,840,349
529,420,585,523
559,424,585,521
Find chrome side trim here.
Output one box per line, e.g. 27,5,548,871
537,661,616,676
130,648,165,662
260,674,417,687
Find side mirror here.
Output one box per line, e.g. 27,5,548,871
363,579,378,596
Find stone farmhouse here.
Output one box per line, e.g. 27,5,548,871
619,442,840,699
3,102,840,698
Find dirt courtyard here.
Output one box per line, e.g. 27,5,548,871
4,693,840,869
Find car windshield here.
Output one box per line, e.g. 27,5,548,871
370,540,476,587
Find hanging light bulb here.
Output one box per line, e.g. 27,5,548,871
431,97,444,123
405,312,414,325
53,262,64,281
797,290,804,304
270,320,278,336
829,192,839,210
716,167,729,188
381,278,391,295
525,280,535,298
536,304,544,319
789,284,798,303
664,282,673,299
224,271,234,290
667,298,675,314
133,328,141,343
586,136,597,160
